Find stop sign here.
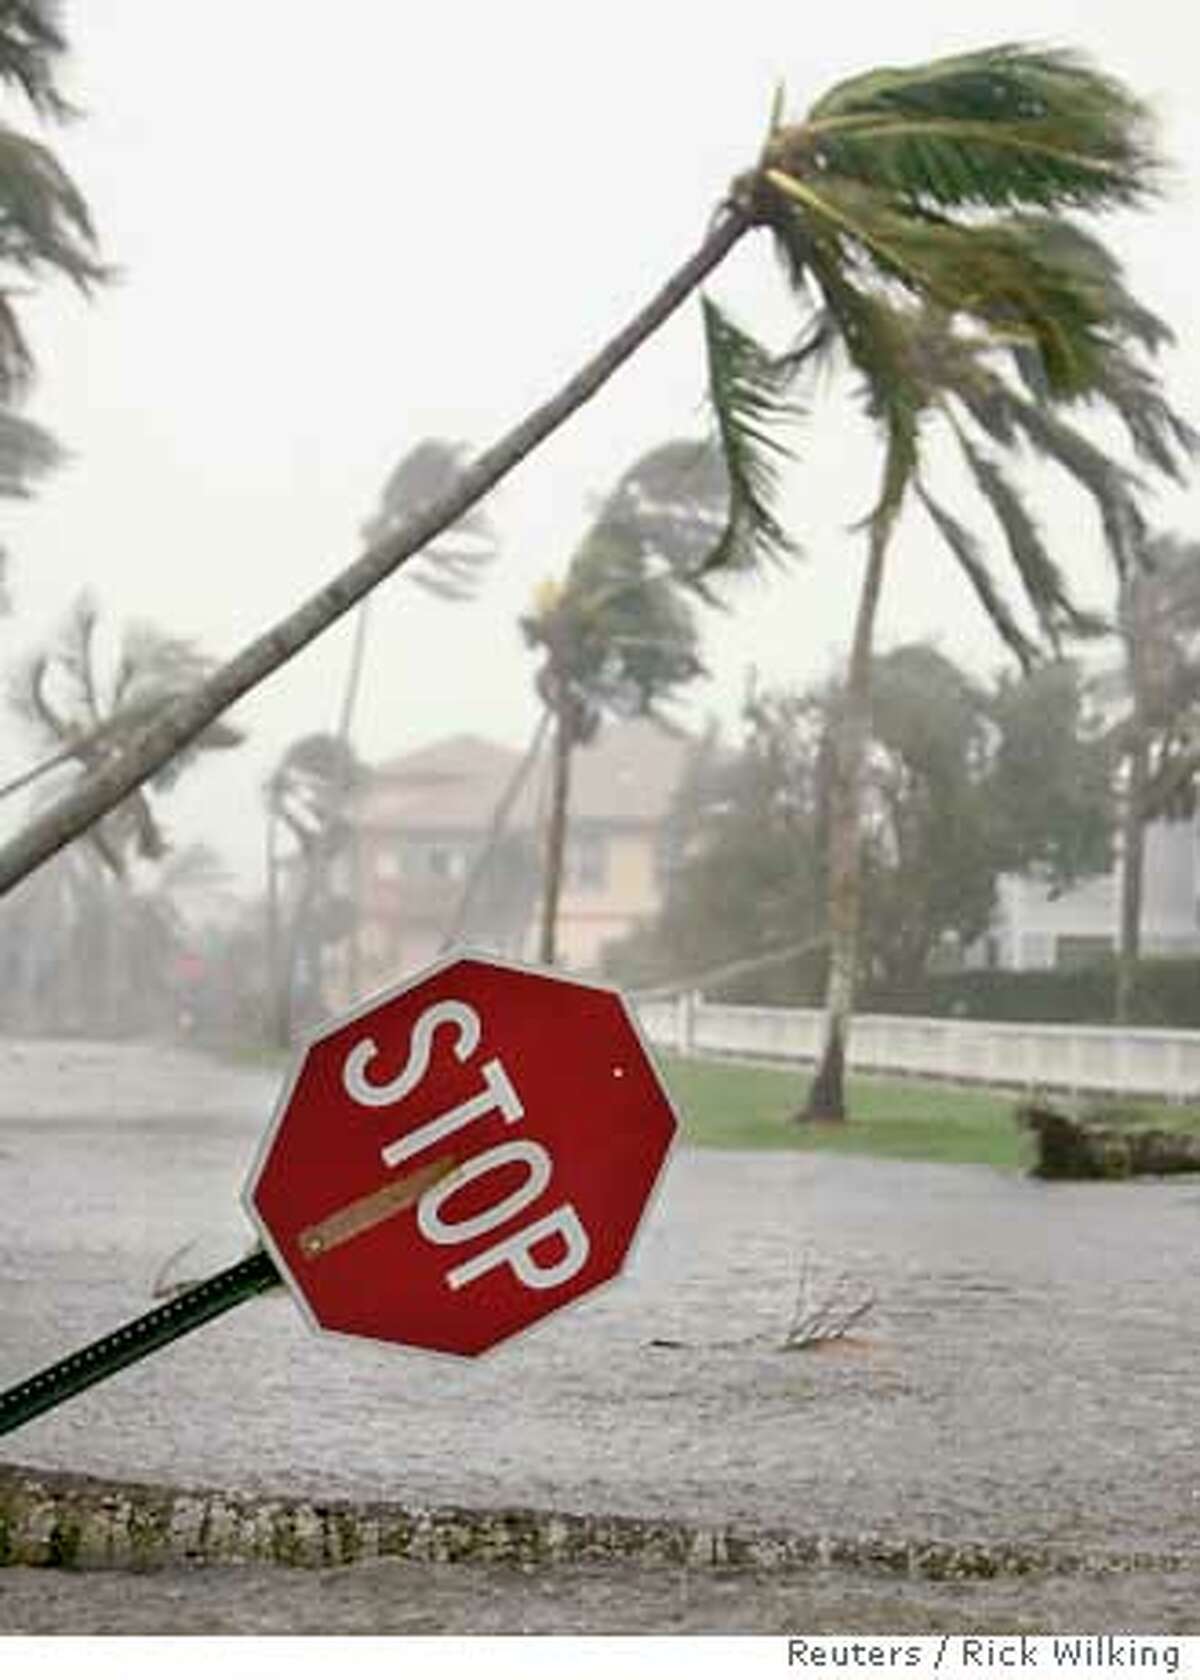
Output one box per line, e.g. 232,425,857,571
244,953,678,1356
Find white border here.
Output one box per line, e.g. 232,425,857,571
241,945,682,1363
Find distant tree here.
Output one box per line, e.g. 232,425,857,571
855,649,1112,997
8,595,244,875
264,731,360,1044
341,438,498,746
606,649,1116,1006
1107,533,1200,1019
986,657,1114,892
604,692,828,1000
853,646,996,996
0,839,198,1037
521,442,715,964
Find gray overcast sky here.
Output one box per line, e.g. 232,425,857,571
2,0,1199,896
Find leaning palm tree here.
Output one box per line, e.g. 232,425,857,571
791,272,1194,1117
0,0,104,391
263,730,360,1044
336,437,496,992
521,438,724,965
0,43,1183,916
0,0,105,582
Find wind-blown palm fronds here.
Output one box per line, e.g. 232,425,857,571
0,121,105,406
360,438,496,601
698,296,803,588
0,402,58,496
694,43,1175,602
0,1,73,119
792,44,1159,212
9,597,244,875
693,44,1188,1119
916,485,1040,669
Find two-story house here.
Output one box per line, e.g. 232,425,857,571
324,716,692,1003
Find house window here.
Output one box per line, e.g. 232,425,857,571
564,834,607,891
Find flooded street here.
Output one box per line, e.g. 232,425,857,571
2,1038,1198,1630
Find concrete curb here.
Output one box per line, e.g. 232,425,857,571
0,1464,1192,1580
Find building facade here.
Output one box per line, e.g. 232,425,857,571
982,814,1200,970
326,717,693,1003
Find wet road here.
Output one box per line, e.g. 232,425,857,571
1,1038,1198,1563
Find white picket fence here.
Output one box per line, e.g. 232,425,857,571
633,993,1200,1101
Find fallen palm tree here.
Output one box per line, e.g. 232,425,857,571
1020,1101,1200,1180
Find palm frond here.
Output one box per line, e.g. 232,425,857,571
765,174,1118,397
1009,216,1173,352
0,402,60,496
805,254,924,530
1004,394,1148,577
0,1,73,119
594,437,729,580
792,44,1160,213
920,308,1161,584
957,432,1108,648
1069,342,1198,481
0,291,32,403
361,437,497,600
697,295,804,589
0,126,104,286
917,482,1038,668
774,306,840,386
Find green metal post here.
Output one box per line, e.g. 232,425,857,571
0,1249,282,1438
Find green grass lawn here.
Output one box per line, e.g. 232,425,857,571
655,1051,1030,1169
655,1051,1200,1170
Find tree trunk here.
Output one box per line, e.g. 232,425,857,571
334,597,371,1004
1115,737,1147,1024
265,812,288,1049
803,514,895,1122
441,706,551,954
538,697,573,967
0,210,750,902
1115,575,1150,1026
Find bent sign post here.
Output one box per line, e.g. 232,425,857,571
245,953,678,1356
0,954,678,1434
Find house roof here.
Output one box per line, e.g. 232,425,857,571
360,734,523,831
358,718,691,834
564,716,691,826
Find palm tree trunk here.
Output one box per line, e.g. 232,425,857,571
803,514,895,1122
333,596,372,1003
441,706,551,954
336,598,373,746
0,210,750,902
1115,576,1150,1025
265,812,288,1048
1115,741,1147,1024
538,698,573,967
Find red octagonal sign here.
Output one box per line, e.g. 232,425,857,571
244,953,678,1356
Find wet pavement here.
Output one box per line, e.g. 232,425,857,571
1,1038,1198,1577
